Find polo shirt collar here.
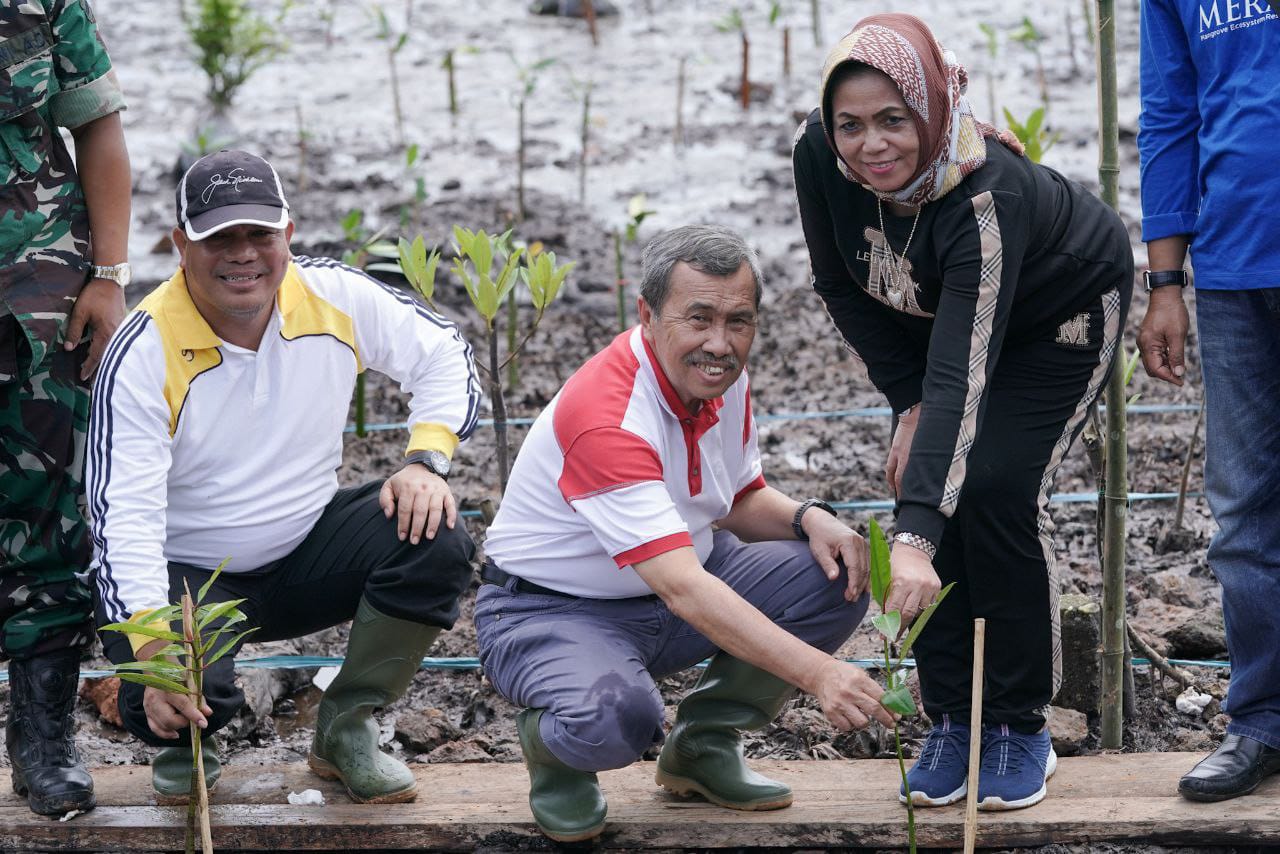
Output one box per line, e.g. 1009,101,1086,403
159,262,304,350
638,328,724,430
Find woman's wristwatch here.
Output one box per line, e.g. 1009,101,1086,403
892,531,937,560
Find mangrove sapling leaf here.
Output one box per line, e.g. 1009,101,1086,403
197,559,230,606
868,517,892,608
203,629,257,667
895,582,955,661
881,683,916,717
97,622,184,643
110,659,187,678
872,611,901,641
195,598,249,632
470,231,495,279
111,673,194,695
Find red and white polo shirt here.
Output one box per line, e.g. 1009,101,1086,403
483,327,766,598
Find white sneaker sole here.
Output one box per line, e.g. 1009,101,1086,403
898,781,966,807
977,748,1058,811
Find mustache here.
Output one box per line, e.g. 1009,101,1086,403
684,353,740,370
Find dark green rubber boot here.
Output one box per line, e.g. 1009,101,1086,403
308,597,440,803
152,739,220,806
517,708,607,842
655,653,795,810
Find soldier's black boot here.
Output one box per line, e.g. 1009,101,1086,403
6,648,96,816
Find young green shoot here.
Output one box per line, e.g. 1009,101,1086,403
614,194,656,332
338,212,396,437
1010,16,1049,107
187,0,288,112
100,561,256,854
716,8,751,109
1001,107,1061,164
509,54,557,220
867,517,954,854
372,5,410,148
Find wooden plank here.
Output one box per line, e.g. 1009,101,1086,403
1,754,1277,851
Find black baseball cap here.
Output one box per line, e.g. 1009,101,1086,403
176,150,290,241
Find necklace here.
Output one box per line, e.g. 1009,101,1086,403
877,199,922,309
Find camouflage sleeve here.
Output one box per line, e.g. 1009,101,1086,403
47,0,125,129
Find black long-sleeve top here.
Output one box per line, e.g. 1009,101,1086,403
792,108,1131,546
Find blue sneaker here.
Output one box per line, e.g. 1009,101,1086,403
900,714,970,806
976,724,1057,811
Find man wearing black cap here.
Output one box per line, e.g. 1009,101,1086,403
86,150,481,805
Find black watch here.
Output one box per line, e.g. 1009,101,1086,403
792,498,836,540
405,449,450,480
1143,269,1188,292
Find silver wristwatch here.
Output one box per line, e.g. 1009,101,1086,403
892,531,937,560
91,262,132,287
405,449,451,480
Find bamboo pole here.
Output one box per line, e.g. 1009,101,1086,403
1094,0,1127,750
964,618,986,854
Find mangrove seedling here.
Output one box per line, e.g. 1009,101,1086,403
100,562,256,854
338,211,396,437
1010,16,1049,107
509,54,557,220
867,518,954,854
810,0,822,47
716,8,751,110
614,194,656,333
1001,107,1061,164
187,0,287,112
398,229,574,493
977,23,999,124
440,46,478,117
769,2,790,79
372,4,410,148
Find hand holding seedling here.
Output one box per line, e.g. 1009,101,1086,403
812,658,898,730
143,683,214,740
884,544,941,633
798,509,869,602
380,464,456,543
884,404,920,496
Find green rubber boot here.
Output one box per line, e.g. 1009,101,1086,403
655,653,795,810
151,739,221,806
308,597,440,803
517,708,607,842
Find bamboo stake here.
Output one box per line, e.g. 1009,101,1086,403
1094,0,1127,750
782,26,791,78
964,618,985,854
740,31,751,110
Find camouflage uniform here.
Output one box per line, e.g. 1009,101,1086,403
1,0,125,661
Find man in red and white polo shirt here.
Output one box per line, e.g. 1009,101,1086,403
478,225,893,843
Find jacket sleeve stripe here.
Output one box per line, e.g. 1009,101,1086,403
87,311,153,624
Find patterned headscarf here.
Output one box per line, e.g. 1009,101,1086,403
818,13,1021,207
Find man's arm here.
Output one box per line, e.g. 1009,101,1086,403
65,111,131,380
717,485,868,601
1138,235,1191,385
633,547,895,731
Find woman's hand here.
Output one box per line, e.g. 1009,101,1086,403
885,405,920,496
883,541,942,634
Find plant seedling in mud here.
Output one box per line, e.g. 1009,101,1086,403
716,8,751,110
977,23,1000,124
1001,106,1061,164
337,210,397,437
1010,16,1050,107
769,2,790,79
441,46,479,117
613,194,656,333
509,54,557,221
397,229,574,494
867,518,954,854
372,4,410,148
187,0,288,112
101,561,256,854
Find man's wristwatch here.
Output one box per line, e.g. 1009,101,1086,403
405,449,450,480
892,531,937,560
1142,269,1187,292
792,498,837,540
90,262,132,288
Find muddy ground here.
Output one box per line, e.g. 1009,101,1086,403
1,0,1252,850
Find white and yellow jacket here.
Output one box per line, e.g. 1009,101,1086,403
87,256,481,636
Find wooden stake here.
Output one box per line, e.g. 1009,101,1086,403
964,618,986,854
582,0,599,46
182,583,213,854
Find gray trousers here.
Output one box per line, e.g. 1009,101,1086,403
475,530,867,772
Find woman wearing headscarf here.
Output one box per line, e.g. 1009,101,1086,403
792,14,1132,810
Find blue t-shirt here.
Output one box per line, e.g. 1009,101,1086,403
1137,0,1280,289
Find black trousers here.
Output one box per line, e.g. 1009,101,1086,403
911,286,1128,733
97,481,475,748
